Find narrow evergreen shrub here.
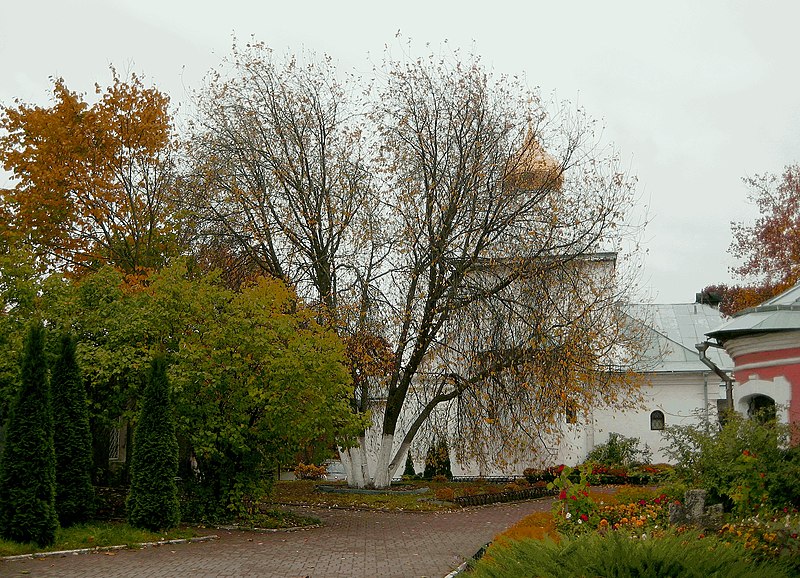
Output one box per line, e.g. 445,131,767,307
423,439,453,480
126,355,180,531
52,332,95,526
0,322,58,546
403,451,416,477
470,531,792,578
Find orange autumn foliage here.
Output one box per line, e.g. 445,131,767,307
708,164,800,315
0,72,181,275
491,511,560,545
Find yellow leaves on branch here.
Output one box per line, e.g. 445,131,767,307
0,72,176,274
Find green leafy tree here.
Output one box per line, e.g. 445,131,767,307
38,261,363,518
52,332,95,526
0,322,58,546
0,243,40,424
126,355,179,531
165,270,363,520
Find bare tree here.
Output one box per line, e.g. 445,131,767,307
188,42,645,488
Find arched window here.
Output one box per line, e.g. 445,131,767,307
748,395,776,423
650,410,665,431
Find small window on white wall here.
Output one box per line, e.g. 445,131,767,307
650,410,665,431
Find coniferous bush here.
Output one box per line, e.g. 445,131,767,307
52,332,95,526
0,322,58,546
423,439,453,480
469,530,792,578
403,451,416,477
126,355,180,531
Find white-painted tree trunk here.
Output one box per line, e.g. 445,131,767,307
339,437,370,488
372,433,396,488
339,433,407,489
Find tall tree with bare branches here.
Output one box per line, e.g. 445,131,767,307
189,42,645,488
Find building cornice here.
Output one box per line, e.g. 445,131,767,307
722,331,800,360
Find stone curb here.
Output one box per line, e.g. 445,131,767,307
444,541,490,578
1,534,219,562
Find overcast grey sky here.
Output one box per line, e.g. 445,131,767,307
2,0,798,303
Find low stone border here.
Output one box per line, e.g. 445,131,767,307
444,541,491,577
1,535,219,562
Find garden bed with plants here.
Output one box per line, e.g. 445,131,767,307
467,417,800,577
270,477,557,511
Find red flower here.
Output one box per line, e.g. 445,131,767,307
580,514,588,522
571,495,577,501
559,489,567,500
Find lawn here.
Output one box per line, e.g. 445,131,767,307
0,523,204,558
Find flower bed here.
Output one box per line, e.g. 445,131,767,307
453,486,554,507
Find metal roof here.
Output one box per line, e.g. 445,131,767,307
628,303,733,372
706,282,800,340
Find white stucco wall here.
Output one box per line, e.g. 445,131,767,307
585,372,722,464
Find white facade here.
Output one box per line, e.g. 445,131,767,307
549,303,733,466
445,302,736,473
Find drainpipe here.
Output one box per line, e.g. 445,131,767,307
702,372,709,425
695,341,733,411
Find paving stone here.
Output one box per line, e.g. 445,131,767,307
0,499,552,578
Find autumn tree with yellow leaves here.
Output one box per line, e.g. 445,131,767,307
188,42,647,488
0,72,183,275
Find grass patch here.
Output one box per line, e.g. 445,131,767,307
470,530,793,578
0,522,200,557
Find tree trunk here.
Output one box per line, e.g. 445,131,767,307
339,437,369,488
372,434,396,489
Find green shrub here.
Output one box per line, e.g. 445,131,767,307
126,355,180,531
470,530,792,578
586,432,651,468
403,451,416,477
663,410,799,513
423,439,452,480
52,333,95,526
0,322,59,546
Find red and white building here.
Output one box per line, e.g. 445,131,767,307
705,283,800,427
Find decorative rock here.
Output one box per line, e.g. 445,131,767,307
668,489,725,530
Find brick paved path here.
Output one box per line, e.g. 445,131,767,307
0,499,552,578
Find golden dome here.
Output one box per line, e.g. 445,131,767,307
504,132,563,191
